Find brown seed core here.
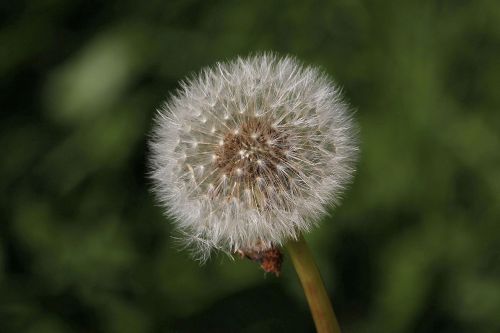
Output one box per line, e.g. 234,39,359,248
214,117,288,185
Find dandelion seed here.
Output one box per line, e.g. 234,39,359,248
149,53,358,261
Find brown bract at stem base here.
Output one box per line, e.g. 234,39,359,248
236,246,283,276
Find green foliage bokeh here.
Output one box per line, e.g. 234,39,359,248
1,0,500,332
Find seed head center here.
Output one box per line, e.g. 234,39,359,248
214,118,288,183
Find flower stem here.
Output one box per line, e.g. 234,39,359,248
286,234,341,333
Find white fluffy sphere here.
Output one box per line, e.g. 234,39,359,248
149,54,358,260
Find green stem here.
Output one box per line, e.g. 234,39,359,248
286,234,341,333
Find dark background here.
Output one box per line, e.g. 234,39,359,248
1,0,500,332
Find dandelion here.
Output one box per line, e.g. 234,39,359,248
149,54,358,332
150,53,357,258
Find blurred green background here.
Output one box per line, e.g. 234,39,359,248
1,0,500,332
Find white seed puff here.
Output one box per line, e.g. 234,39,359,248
149,54,358,261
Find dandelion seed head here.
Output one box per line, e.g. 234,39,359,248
149,53,358,261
